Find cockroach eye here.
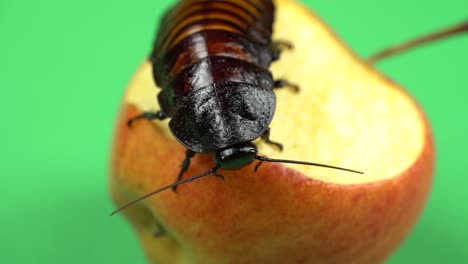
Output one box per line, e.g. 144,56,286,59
213,142,258,170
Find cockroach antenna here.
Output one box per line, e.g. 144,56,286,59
110,166,220,216
110,156,362,216
253,155,363,174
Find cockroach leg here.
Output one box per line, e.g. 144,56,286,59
172,149,196,191
213,171,225,180
274,79,300,93
153,219,166,238
261,127,283,151
127,111,167,127
271,40,293,60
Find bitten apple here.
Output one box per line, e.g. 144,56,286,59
109,0,434,263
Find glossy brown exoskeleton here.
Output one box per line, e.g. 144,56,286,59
129,0,297,175
114,0,361,216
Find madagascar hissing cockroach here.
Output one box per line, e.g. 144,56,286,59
111,0,363,216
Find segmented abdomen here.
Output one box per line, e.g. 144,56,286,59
151,0,275,98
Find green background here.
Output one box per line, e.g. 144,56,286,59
1,0,467,263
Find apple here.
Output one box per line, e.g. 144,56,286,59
109,0,434,263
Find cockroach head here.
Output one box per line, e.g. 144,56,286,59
213,142,258,170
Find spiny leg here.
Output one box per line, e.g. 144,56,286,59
172,149,196,191
153,219,166,238
274,79,300,93
127,110,167,127
271,40,293,61
271,40,300,93
213,170,225,180
261,127,283,151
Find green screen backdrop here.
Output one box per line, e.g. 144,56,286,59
1,0,467,263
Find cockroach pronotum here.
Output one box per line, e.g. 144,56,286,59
111,0,467,216
111,0,363,216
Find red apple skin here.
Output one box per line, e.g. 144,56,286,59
109,104,433,264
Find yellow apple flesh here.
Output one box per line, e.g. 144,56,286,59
109,0,434,263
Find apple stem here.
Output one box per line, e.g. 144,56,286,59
368,20,468,63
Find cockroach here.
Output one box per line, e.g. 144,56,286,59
111,0,363,216
111,0,467,216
